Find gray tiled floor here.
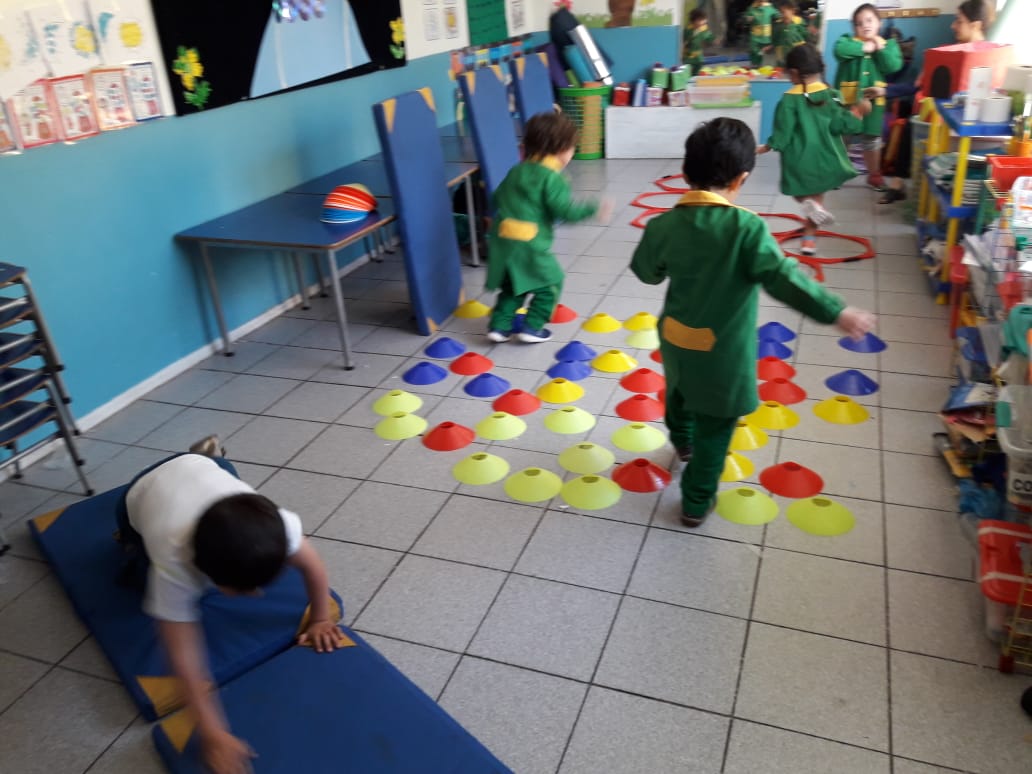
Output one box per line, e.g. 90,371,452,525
1,156,1029,773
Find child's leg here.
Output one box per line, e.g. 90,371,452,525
488,276,524,334
663,379,696,462
524,281,562,332
863,135,885,189
680,413,738,518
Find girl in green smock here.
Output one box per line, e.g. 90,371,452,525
759,44,870,256
833,3,903,191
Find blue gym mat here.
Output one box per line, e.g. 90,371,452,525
510,53,556,129
30,482,343,720
372,88,466,335
153,632,512,773
458,66,520,198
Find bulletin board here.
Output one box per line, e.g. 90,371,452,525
467,0,508,47
149,0,406,114
401,0,470,60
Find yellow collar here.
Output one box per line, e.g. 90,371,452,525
785,14,801,24
676,190,734,207
696,23,709,32
535,155,564,172
785,83,829,95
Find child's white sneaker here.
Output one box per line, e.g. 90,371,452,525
487,329,512,343
801,199,835,227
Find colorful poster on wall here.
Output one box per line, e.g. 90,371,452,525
0,101,19,152
28,2,102,78
49,73,99,140
402,0,469,60
467,0,507,46
8,80,60,148
89,67,135,129
0,9,50,99
151,1,405,114
566,0,680,28
125,61,164,119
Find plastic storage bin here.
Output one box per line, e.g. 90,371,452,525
989,156,1032,191
686,76,750,107
978,519,1032,642
557,84,612,160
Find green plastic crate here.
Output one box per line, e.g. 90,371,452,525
557,85,612,160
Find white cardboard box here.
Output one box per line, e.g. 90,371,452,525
605,103,762,158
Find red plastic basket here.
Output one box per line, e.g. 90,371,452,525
989,156,1032,192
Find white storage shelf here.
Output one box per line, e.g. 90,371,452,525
605,104,762,159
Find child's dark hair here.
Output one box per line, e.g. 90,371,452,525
852,3,880,24
682,118,756,190
785,43,831,107
193,493,288,591
958,0,995,28
776,0,797,11
523,112,578,159
689,8,707,23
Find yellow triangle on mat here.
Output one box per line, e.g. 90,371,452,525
31,508,66,533
418,87,436,113
380,98,397,133
137,675,187,719
159,710,198,754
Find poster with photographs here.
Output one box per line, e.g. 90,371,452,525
8,80,60,149
90,67,135,129
0,101,20,153
402,0,468,60
125,61,163,120
49,73,99,140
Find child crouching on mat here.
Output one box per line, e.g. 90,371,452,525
631,118,875,526
485,111,611,344
757,44,871,256
116,436,341,774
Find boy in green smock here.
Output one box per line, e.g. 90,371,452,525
833,3,903,189
744,0,778,67
630,118,875,525
485,112,608,344
684,8,716,76
774,0,808,65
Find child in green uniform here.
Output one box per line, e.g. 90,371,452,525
745,0,778,68
683,8,716,76
833,3,903,190
774,0,808,66
485,112,610,344
758,44,870,255
630,118,875,526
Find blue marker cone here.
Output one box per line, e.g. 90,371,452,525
547,359,593,381
757,321,796,342
839,332,886,353
757,339,792,360
555,340,597,362
403,361,448,386
425,337,466,359
464,372,511,398
825,369,879,396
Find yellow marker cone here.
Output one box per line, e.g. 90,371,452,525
611,422,667,452
592,349,638,374
475,411,527,440
813,395,870,425
716,487,779,525
372,389,423,416
625,329,661,350
583,312,623,333
453,452,510,485
544,406,597,434
623,311,658,331
537,378,585,404
560,475,622,510
729,421,769,451
558,442,615,474
720,451,755,482
454,299,491,318
786,496,856,536
745,400,800,430
374,411,427,440
504,467,563,502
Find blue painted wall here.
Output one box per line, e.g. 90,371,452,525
0,53,458,418
591,26,681,83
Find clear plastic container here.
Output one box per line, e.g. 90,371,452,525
686,76,750,106
1013,176,1032,230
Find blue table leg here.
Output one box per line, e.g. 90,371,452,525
291,252,311,310
324,250,354,370
200,244,233,356
464,176,480,267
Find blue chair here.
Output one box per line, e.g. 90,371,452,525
510,52,557,129
457,66,521,200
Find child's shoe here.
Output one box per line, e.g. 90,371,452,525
487,329,512,343
675,444,693,463
866,174,887,191
518,327,553,343
681,496,717,528
800,199,835,227
800,238,817,257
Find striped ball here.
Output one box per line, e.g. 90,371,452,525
321,183,376,224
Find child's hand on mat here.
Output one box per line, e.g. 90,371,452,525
836,306,876,340
201,728,256,774
298,618,345,652
596,199,614,224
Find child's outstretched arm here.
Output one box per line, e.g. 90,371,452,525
158,620,256,774
543,173,599,224
288,538,344,652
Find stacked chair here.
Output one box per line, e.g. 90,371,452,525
0,262,92,497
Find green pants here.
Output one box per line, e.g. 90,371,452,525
489,275,561,333
749,41,767,68
665,385,738,514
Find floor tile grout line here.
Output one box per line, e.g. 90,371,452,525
80,712,144,774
